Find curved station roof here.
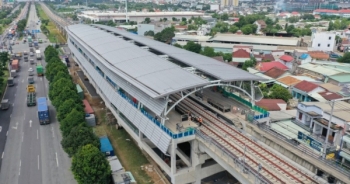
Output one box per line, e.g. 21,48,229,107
67,24,262,99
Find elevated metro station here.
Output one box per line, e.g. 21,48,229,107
67,24,328,184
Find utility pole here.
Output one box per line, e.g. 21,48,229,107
125,0,128,23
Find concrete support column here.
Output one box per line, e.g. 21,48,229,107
191,140,202,184
171,139,177,175
250,80,255,106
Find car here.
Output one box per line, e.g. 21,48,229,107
28,77,34,84
29,52,34,57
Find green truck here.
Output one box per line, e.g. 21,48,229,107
38,39,43,43
76,84,84,99
27,84,36,107
28,36,32,43
36,65,44,76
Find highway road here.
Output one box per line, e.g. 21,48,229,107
0,3,76,184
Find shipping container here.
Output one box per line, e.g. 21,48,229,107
100,136,115,156
11,60,19,71
37,97,50,125
76,84,83,99
83,99,94,114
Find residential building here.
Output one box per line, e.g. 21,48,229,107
263,67,291,79
295,101,350,150
279,55,294,69
276,75,302,88
138,22,171,36
255,99,287,111
313,9,350,18
291,80,325,102
254,20,267,34
298,53,312,65
311,32,336,52
233,45,252,53
326,74,350,86
318,91,343,101
254,53,275,62
296,63,348,81
256,61,289,72
232,49,251,63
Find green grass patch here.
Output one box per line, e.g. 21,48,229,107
0,70,9,98
36,4,66,43
96,112,153,184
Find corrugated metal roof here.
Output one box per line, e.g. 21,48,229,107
210,34,300,46
329,74,350,83
298,63,348,76
93,24,263,82
68,24,210,99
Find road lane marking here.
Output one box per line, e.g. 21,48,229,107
0,126,1,132
1,152,4,159
6,131,8,136
38,155,40,170
25,97,27,102
21,132,23,142
12,103,14,106
55,152,59,167
29,120,32,127
40,78,42,81
10,114,11,118
37,129,39,139
19,160,21,175
12,122,18,129
22,79,24,83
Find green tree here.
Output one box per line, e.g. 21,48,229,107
57,98,83,121
173,43,182,48
144,17,151,24
72,144,111,184
61,127,100,157
144,30,154,36
0,52,9,69
52,87,80,108
269,84,292,103
183,41,201,53
328,21,334,31
60,108,86,137
229,25,239,33
221,13,229,21
154,27,175,43
241,24,253,35
201,46,216,57
338,52,350,63
242,58,257,71
49,78,75,101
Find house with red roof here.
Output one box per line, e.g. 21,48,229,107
290,11,301,17
256,99,287,111
291,80,325,102
278,55,294,69
256,61,289,72
232,49,251,63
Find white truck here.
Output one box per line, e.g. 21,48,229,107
36,50,41,60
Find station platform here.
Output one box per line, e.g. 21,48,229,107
165,109,198,133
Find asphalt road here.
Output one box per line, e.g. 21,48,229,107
0,4,76,184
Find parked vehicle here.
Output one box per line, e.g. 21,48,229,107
0,99,9,110
7,77,14,87
26,84,36,107
37,97,50,125
11,60,19,71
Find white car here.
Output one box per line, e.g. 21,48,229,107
28,68,34,76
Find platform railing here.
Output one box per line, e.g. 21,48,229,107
196,129,272,184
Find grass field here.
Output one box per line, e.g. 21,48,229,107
93,111,153,184
36,5,66,43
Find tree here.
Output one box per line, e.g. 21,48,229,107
201,46,216,57
60,108,86,137
144,30,154,36
242,58,256,71
154,27,175,43
328,21,334,31
183,41,201,53
173,43,182,48
72,144,111,184
0,52,9,69
338,52,350,63
53,71,71,83
49,78,75,101
221,13,229,21
241,25,253,35
61,127,100,157
144,17,151,24
52,87,81,108
181,17,187,22
268,84,292,103
229,25,239,33
57,99,83,121
46,61,68,82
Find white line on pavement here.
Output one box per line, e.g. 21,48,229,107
10,114,11,118
0,126,2,132
40,78,42,81
22,79,24,83
12,103,14,107
37,129,39,139
6,131,8,136
1,152,4,159
38,155,40,170
29,120,32,127
19,160,21,176
21,133,23,142
25,97,27,102
55,152,59,167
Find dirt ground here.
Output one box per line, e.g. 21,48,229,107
69,63,168,184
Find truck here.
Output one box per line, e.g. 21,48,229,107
36,50,41,60
27,36,32,43
37,97,50,125
11,70,17,78
38,39,42,43
26,84,36,107
11,60,19,71
0,99,9,110
7,77,14,87
34,41,39,49
36,65,43,76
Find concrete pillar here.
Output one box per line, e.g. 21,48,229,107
191,140,202,184
250,80,255,106
171,139,177,175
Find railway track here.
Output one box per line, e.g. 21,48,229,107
171,93,318,184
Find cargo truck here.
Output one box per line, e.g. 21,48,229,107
7,77,14,87
36,50,41,60
26,84,36,107
11,60,19,71
37,97,50,125
36,65,43,76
